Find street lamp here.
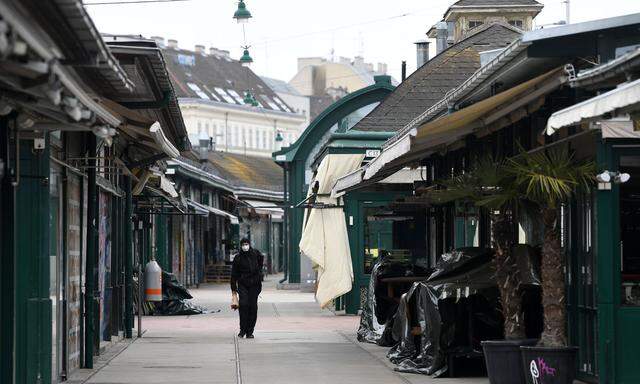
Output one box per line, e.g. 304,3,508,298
244,90,258,107
239,46,253,67
275,131,284,151
233,0,252,23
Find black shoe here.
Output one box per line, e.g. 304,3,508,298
246,334,254,339
238,332,245,338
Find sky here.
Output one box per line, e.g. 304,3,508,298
86,0,640,83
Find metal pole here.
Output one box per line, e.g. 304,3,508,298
565,0,570,24
137,263,142,338
124,176,133,338
84,134,97,368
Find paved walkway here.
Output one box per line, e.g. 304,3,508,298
73,275,488,384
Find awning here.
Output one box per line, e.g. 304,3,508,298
331,68,566,197
363,68,566,183
299,154,364,308
546,77,640,135
332,167,425,198
186,199,239,224
243,199,283,220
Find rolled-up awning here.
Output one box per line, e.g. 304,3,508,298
187,199,239,224
362,68,566,184
299,154,364,308
243,199,283,220
546,77,640,135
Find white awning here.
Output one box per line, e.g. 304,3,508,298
600,119,640,138
187,199,239,224
299,154,364,308
150,121,180,158
332,167,425,198
243,199,283,220
159,174,179,198
546,78,640,135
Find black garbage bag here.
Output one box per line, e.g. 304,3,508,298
388,246,541,377
357,256,431,345
161,271,193,301
133,270,213,316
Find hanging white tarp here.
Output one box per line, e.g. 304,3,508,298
546,78,640,135
299,154,364,308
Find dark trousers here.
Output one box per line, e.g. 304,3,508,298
238,283,261,334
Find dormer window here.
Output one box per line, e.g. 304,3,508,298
468,20,484,29
509,19,524,29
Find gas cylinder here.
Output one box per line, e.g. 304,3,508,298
144,260,163,301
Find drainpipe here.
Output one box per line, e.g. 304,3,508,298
225,112,229,152
124,176,133,338
84,134,97,368
279,164,289,284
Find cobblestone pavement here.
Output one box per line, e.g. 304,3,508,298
71,275,489,384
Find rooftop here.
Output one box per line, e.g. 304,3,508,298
351,23,521,133
161,44,297,114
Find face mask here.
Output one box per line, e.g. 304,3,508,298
241,244,250,252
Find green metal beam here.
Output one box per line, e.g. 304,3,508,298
155,211,168,271
84,134,98,368
124,176,134,338
14,136,51,384
596,136,616,384
0,117,15,384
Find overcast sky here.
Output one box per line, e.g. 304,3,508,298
86,0,640,83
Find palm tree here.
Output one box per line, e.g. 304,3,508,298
506,147,594,347
425,157,527,339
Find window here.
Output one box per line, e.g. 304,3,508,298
468,20,483,29
197,121,202,134
205,122,210,136
262,131,268,149
508,19,524,29
227,89,243,104
187,83,210,99
214,87,237,104
249,129,254,148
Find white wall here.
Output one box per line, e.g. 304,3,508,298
180,100,306,157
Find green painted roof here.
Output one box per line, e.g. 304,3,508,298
273,80,395,163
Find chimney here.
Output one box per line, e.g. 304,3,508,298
167,39,178,49
377,63,387,75
151,36,165,48
353,56,365,67
415,40,430,68
435,22,448,54
195,44,205,55
339,56,351,66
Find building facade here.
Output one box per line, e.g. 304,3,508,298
158,39,307,158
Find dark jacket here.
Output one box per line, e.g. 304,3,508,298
230,248,264,292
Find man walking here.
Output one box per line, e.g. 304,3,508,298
230,238,263,338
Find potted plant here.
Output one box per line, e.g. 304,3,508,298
506,147,594,384
425,158,538,384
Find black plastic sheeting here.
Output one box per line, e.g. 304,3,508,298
357,256,431,346
359,246,542,377
134,271,215,316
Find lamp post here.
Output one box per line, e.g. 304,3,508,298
239,47,253,67
233,0,252,23
275,131,284,151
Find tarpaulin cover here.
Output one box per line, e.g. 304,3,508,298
379,246,541,377
134,271,213,316
299,154,364,308
357,256,431,346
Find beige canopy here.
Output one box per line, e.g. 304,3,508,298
299,154,364,308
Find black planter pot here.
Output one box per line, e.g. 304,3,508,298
520,346,578,384
482,339,539,384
